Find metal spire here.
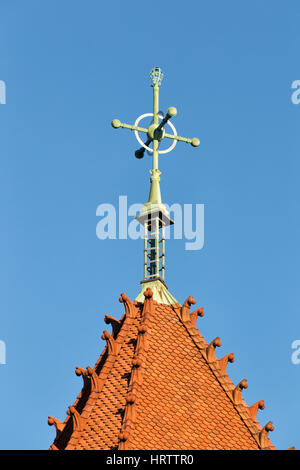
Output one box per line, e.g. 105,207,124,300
112,67,200,284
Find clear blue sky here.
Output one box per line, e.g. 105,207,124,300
0,0,299,450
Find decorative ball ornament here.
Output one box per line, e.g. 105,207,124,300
167,107,177,118
111,119,121,128
191,137,200,147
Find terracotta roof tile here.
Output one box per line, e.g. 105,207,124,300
48,287,278,450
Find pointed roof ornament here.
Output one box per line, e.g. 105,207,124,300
112,67,200,287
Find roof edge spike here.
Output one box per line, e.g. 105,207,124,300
101,330,118,356
86,366,99,393
48,416,65,440
75,366,90,389
144,287,153,299
75,366,99,393
104,315,122,337
258,421,274,449
180,296,196,322
67,406,82,433
119,293,137,318
248,400,265,421
218,352,235,375
232,379,248,405
206,337,222,362
190,307,204,327
141,287,154,325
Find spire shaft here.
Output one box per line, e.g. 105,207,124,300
147,83,162,206
112,66,200,285
139,71,173,283
153,83,159,171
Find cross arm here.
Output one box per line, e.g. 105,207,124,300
164,133,200,147
111,119,148,134
155,107,177,134
157,107,199,147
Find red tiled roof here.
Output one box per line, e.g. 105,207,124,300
48,287,277,450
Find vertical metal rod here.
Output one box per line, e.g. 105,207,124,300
161,225,165,280
153,84,159,124
155,220,159,278
153,84,159,172
144,223,147,280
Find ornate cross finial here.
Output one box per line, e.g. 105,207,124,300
112,66,199,168
111,67,200,284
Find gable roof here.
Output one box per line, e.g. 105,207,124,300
48,283,276,450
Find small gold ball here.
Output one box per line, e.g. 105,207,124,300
111,119,121,128
191,137,200,147
167,107,177,118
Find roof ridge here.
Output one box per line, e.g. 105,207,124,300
48,293,139,450
118,288,155,450
171,296,275,450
